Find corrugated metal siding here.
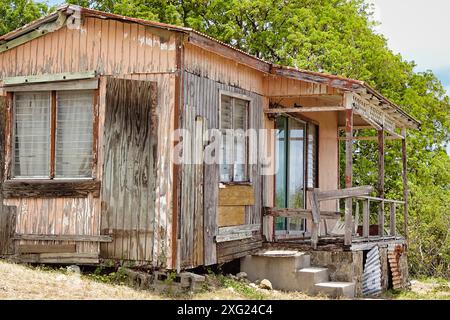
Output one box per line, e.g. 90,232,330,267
180,71,264,267
362,246,382,296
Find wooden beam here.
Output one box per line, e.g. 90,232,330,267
17,244,76,254
310,190,320,249
363,200,370,238
2,180,101,198
344,109,353,246
390,203,396,236
218,224,260,235
316,186,373,201
3,78,99,92
3,71,97,86
264,207,340,219
188,32,270,73
0,12,67,53
264,106,345,114
378,130,385,236
13,234,112,242
401,128,409,242
338,135,402,141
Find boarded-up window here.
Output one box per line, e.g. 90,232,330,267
13,90,94,179
220,94,249,182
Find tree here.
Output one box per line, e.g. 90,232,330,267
0,0,51,36
3,0,449,277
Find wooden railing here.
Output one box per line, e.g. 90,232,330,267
265,186,406,249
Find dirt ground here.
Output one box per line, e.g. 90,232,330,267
0,260,448,300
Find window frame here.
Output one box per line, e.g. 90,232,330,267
218,91,252,184
274,114,319,237
6,89,99,181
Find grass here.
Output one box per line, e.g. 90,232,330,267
1,259,448,300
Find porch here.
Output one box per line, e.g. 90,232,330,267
262,72,419,251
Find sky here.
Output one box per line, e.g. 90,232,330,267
368,0,450,153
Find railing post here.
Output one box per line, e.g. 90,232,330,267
363,199,369,238
401,128,409,242
344,108,353,246
390,202,396,236
378,200,385,236
354,201,360,235
310,189,320,249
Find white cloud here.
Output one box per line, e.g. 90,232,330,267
369,0,450,72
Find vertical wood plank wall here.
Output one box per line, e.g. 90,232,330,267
0,18,177,266
181,71,264,267
101,78,157,263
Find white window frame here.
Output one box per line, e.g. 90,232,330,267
218,90,252,183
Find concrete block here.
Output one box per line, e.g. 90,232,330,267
296,267,329,293
314,282,355,298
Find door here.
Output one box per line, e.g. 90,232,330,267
275,116,307,235
101,78,158,262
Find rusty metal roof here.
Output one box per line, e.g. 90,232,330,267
0,4,420,128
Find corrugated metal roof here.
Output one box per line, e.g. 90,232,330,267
0,4,420,128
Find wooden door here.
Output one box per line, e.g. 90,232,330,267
100,78,158,262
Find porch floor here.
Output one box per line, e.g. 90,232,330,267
266,235,406,252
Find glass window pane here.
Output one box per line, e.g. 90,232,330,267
275,117,287,208
13,92,51,178
233,100,247,181
220,95,233,182
288,118,305,208
55,90,93,178
307,123,318,188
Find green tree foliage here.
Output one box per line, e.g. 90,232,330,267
0,0,52,36
1,0,449,277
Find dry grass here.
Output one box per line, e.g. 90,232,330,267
1,259,447,300
0,260,160,300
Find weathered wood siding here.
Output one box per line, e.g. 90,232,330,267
180,71,264,267
101,78,157,263
184,43,265,95
0,17,177,79
0,17,177,265
4,196,101,254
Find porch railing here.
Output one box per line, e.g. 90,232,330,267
264,186,406,249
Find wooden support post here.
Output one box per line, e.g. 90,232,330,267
401,128,409,242
344,109,353,246
390,203,396,236
378,129,385,236
310,189,320,249
363,200,369,238
354,201,360,235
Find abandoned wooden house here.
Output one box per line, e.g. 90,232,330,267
0,5,420,296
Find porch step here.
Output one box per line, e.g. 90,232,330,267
241,250,311,291
314,282,355,298
296,267,329,293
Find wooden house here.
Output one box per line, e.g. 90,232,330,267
0,4,419,287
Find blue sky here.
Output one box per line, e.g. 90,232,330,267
369,0,450,154
41,0,450,152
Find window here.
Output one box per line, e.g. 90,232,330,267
275,116,318,235
13,90,94,179
219,94,249,182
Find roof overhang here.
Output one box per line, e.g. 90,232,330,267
0,5,420,130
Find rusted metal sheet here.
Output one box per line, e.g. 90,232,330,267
100,78,158,263
362,246,382,296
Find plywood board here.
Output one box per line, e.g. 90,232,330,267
218,185,255,206
218,206,245,227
